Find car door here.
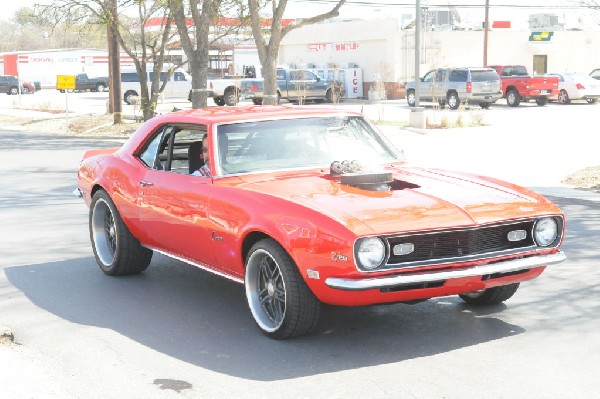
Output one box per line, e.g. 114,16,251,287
302,70,328,98
419,70,436,101
168,70,192,100
434,69,448,101
134,124,217,267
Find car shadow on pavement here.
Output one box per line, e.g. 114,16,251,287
6,254,525,381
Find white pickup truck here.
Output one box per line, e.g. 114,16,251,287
208,65,258,106
208,77,243,106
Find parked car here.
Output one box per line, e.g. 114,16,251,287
240,68,344,104
546,72,600,104
405,67,502,109
487,65,559,107
57,73,109,93
75,106,566,339
589,68,600,80
121,68,192,104
0,75,22,95
21,80,36,94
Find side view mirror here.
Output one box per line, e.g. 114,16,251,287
420,77,425,82
316,76,321,82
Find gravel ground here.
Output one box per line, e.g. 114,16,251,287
1,112,599,192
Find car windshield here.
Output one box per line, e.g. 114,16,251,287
215,116,401,176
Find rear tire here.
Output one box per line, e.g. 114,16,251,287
124,90,138,105
535,96,549,106
96,83,106,92
245,238,321,339
480,102,491,109
506,89,521,107
447,91,459,110
326,88,340,103
252,98,262,105
558,89,570,104
90,190,152,275
224,88,239,106
459,283,520,305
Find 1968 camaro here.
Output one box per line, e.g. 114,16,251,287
76,106,566,339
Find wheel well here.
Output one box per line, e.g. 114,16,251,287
506,86,518,94
447,90,458,97
225,86,238,94
91,184,105,198
241,231,272,265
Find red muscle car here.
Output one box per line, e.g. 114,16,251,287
76,106,566,339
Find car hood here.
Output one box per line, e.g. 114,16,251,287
238,165,556,236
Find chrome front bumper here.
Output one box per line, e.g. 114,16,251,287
325,251,566,291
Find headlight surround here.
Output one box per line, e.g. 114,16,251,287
356,237,386,270
533,217,558,247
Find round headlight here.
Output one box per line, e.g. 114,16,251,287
357,237,386,270
534,218,558,247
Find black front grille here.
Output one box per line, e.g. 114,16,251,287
386,221,536,267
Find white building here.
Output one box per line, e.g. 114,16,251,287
0,49,134,87
280,17,600,99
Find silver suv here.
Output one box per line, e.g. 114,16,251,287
406,67,502,109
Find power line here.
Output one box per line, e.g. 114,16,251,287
289,0,593,10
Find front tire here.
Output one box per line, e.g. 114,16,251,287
245,238,321,339
459,283,520,305
506,89,521,107
90,190,152,275
406,89,416,107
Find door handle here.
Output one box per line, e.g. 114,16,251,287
139,180,154,187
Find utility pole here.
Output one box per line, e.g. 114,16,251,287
107,0,122,124
483,0,490,66
414,0,421,107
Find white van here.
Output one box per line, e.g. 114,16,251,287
121,68,192,104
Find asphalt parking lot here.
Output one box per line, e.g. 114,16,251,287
1,88,599,398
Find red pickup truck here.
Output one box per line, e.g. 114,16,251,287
487,65,559,107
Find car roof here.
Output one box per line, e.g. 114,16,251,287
155,105,362,125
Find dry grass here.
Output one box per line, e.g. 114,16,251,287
562,166,600,192
0,113,142,138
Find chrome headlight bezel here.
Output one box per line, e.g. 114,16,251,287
355,237,387,270
533,217,560,247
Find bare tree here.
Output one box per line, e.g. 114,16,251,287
169,0,250,108
39,0,179,121
246,0,346,105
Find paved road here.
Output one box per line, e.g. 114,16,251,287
1,103,600,398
